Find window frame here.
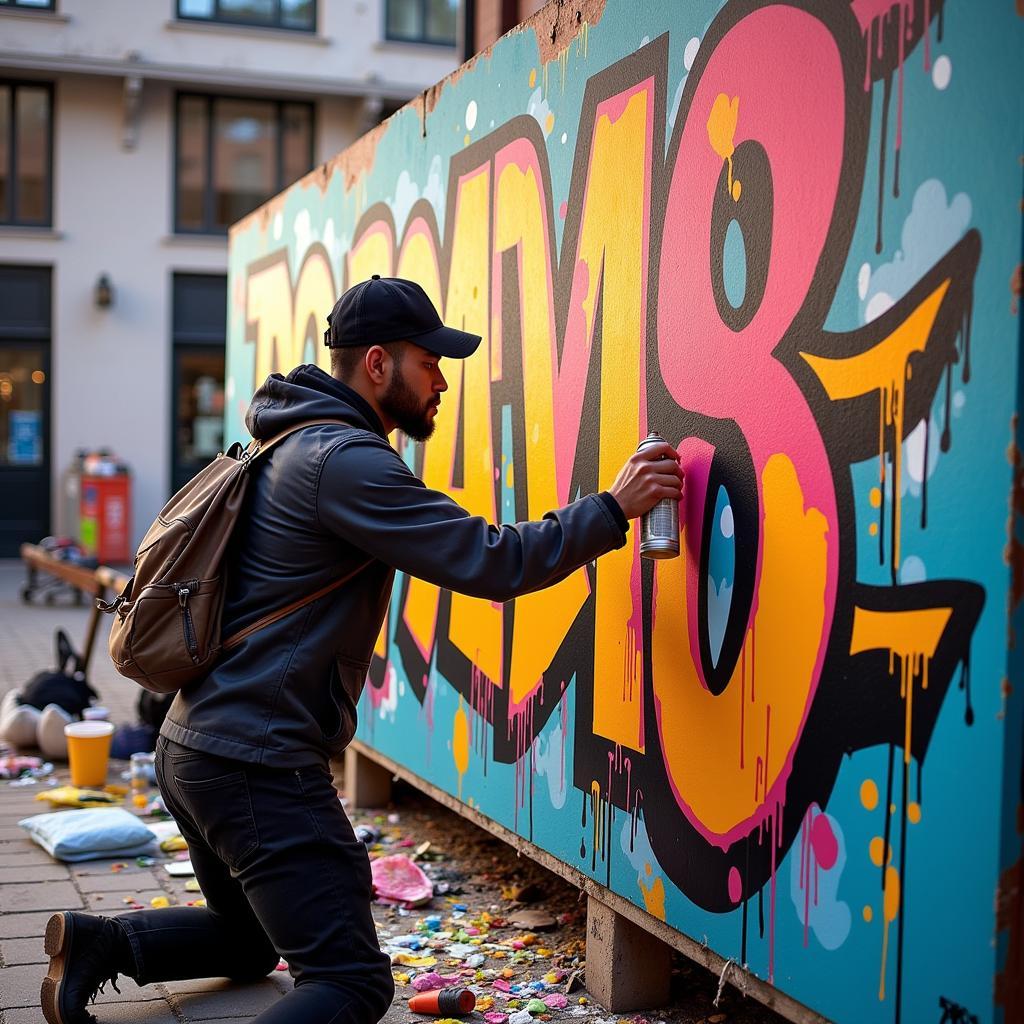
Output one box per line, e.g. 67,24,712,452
0,79,54,228
175,0,316,34
169,272,227,496
172,91,315,236
0,1,57,11
384,0,457,47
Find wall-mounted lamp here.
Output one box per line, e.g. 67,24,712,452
94,274,114,310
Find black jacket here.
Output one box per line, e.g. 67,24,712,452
161,364,628,767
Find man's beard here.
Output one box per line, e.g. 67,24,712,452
381,362,437,442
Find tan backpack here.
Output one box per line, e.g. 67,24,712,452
100,419,357,694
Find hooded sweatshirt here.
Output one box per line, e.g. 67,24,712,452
161,364,628,767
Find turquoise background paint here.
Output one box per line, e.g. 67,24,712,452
227,3,1024,1021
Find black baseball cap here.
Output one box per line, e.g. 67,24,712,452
323,275,481,359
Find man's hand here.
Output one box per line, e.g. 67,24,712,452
607,441,684,520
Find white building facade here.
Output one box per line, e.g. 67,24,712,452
0,0,460,557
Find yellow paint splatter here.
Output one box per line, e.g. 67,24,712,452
544,111,555,135
731,179,742,201
863,905,874,923
869,487,882,508
907,802,921,824
706,93,741,202
869,522,879,536
529,68,537,89
879,865,901,1000
590,781,604,861
869,836,891,867
505,463,514,488
638,863,666,920
453,697,470,800
861,778,879,811
464,134,471,146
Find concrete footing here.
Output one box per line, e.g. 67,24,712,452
343,745,394,808
585,894,673,1011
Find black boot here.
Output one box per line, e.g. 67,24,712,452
41,911,135,1024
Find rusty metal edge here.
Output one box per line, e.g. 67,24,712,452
348,738,833,1024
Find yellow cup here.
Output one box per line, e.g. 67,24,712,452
63,721,115,788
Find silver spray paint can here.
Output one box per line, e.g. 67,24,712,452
638,431,680,559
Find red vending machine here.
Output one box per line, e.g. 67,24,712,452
79,457,131,564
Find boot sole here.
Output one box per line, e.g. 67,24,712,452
41,911,71,1024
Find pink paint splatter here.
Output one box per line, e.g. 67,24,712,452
798,803,840,948
508,691,537,832
811,810,839,870
728,865,743,904
558,199,568,219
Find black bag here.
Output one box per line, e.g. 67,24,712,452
136,690,174,732
19,629,98,717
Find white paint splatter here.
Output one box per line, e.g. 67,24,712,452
465,99,478,131
683,36,701,71
864,291,894,322
293,208,318,257
720,504,734,539
932,55,952,90
857,261,871,301
900,555,927,584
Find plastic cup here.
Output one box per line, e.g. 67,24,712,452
64,721,115,788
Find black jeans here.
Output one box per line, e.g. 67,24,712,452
114,737,394,1024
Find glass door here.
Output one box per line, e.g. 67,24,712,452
0,343,50,554
0,265,50,556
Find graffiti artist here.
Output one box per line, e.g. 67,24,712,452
41,274,684,1024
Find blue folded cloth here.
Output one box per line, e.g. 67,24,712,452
19,807,158,862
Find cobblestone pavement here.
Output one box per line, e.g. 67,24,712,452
0,560,296,1022
0,560,787,1024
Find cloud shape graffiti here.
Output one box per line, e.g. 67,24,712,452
527,88,554,137
788,810,851,951
391,154,447,238
862,179,972,323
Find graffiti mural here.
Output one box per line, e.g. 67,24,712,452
226,2,1024,1022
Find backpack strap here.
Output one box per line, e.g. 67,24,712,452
221,416,369,651
242,418,352,468
221,559,370,652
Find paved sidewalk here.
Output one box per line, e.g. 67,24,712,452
0,560,293,1022
0,560,785,1024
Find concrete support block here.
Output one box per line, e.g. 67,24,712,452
343,746,393,808
585,894,672,1011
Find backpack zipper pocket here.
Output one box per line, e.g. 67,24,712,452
176,580,200,661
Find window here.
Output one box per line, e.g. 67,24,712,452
175,94,313,234
177,0,315,32
0,1,56,10
171,274,226,495
0,81,53,226
386,0,457,46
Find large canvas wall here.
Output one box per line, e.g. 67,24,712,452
226,2,1024,1021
